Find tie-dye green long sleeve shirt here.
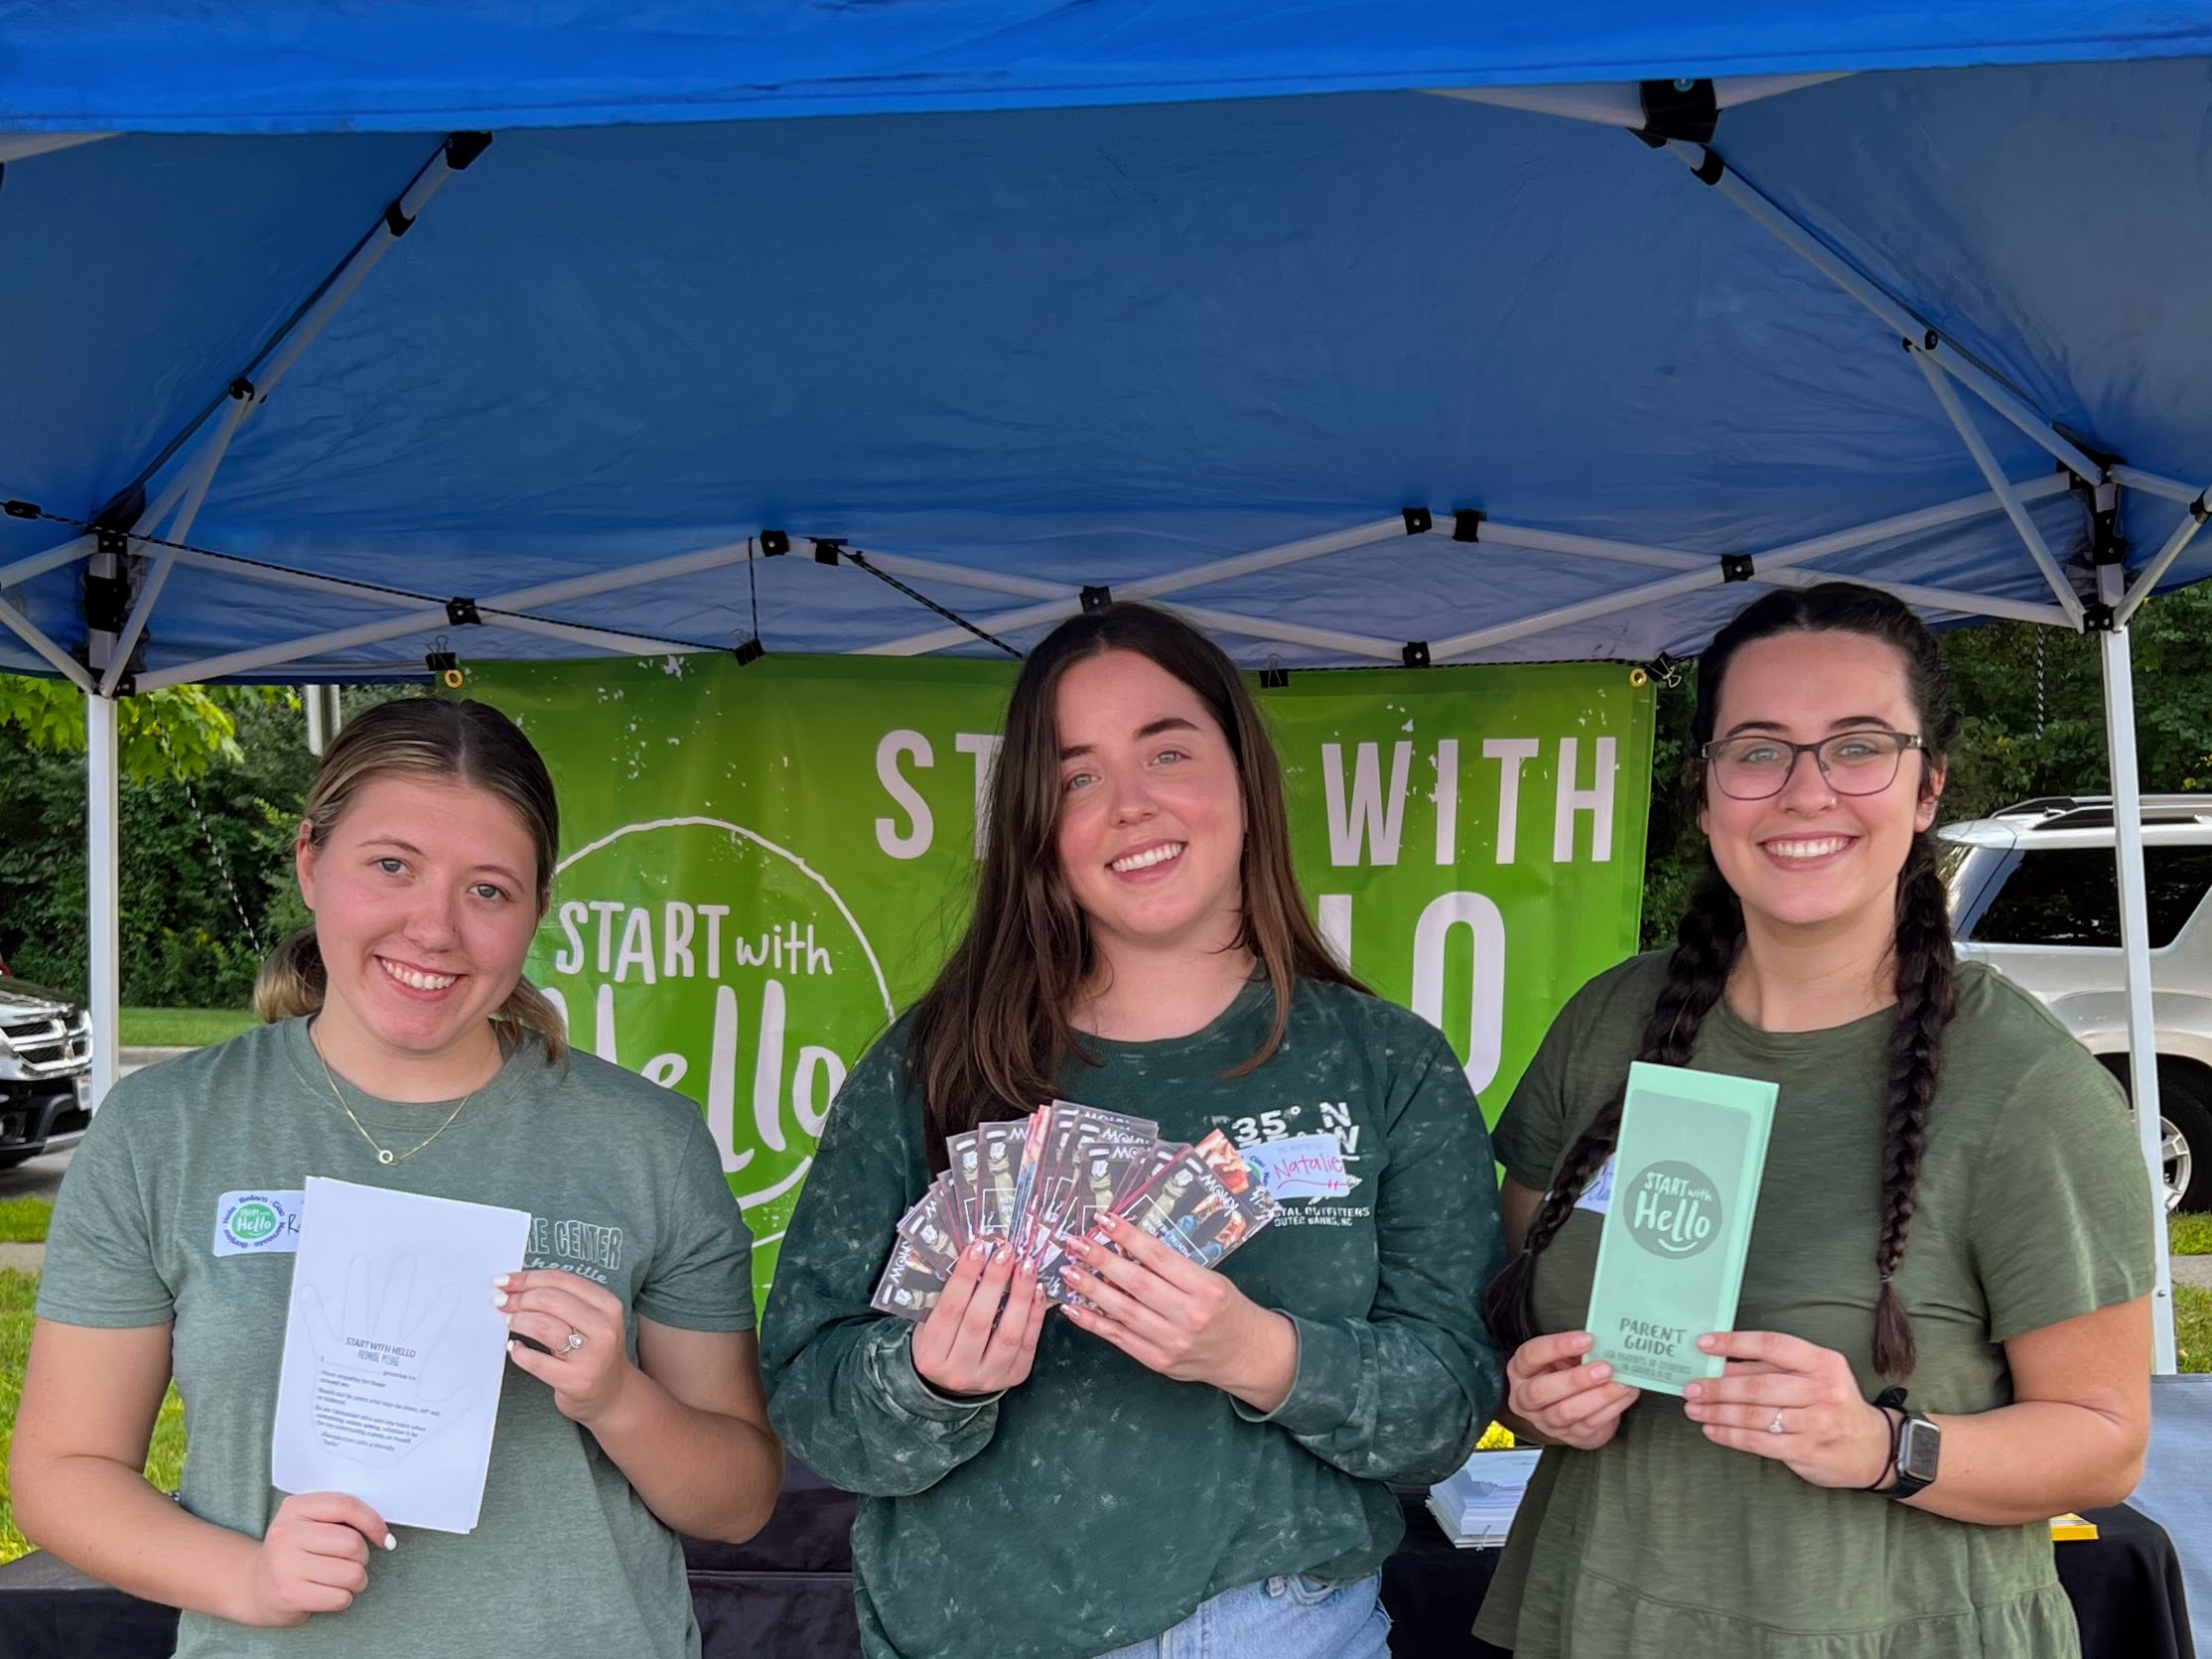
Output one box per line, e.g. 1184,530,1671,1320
760,977,1505,1659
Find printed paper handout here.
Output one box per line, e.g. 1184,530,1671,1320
271,1177,530,1533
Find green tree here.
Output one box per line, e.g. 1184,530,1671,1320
1639,581,2212,948
0,675,251,782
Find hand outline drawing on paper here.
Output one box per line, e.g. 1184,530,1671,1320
295,1252,480,1467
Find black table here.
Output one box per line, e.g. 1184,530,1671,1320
1,1473,2190,1659
1381,1492,2195,1659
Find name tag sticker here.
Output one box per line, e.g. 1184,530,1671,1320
1573,1157,1616,1216
1241,1133,1358,1200
213,1190,304,1257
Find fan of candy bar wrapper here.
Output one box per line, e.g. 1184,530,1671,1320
871,1101,1284,1320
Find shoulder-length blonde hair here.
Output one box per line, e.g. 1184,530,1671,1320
255,696,568,1061
902,602,1360,1167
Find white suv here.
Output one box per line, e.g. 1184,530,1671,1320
1940,795,2212,1213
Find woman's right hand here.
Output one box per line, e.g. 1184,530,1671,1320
910,1241,1046,1398
1505,1331,1641,1450
237,1492,392,1626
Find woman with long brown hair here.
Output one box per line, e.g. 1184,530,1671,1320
1475,583,2155,1657
13,696,781,1657
762,602,1503,1659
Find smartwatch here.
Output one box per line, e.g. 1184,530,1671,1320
1871,1386,1941,1500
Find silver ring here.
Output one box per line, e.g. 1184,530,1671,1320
562,1329,586,1353
1767,1410,1786,1436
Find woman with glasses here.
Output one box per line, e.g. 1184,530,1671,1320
1475,583,2153,1659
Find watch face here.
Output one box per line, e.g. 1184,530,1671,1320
1898,1417,1941,1483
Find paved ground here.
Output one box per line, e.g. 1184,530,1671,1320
2174,1254,2212,1292
0,1051,176,1206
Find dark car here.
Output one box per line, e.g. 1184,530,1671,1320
0,957,95,1169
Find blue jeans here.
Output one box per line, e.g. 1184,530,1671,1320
1092,1572,1390,1659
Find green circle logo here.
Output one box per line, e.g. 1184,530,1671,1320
223,1198,281,1247
1622,1161,1724,1259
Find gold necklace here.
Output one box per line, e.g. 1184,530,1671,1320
310,1031,482,1168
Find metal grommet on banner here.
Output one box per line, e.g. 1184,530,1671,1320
1628,666,1649,688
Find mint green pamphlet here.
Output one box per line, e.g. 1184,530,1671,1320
1582,1060,1777,1396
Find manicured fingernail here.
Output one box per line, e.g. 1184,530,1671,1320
1590,1365,1610,1382
491,1292,509,1310
491,1274,509,1288
1684,1381,1702,1400
1697,1334,1719,1351
383,1533,397,1552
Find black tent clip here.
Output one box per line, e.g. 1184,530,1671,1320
426,634,464,689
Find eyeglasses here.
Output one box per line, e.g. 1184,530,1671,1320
1699,731,1927,801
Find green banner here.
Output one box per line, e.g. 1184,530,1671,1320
471,653,1653,1304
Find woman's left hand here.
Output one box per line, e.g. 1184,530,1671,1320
1059,1214,1296,1408
496,1269,634,1429
1683,1329,1892,1489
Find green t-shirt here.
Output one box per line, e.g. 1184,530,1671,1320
1475,953,2157,1659
37,1018,756,1659
760,977,1505,1659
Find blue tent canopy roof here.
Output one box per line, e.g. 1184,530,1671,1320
0,19,2208,683
4,3,2212,132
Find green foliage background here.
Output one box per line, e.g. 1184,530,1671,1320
1638,583,2212,948
0,686,395,1008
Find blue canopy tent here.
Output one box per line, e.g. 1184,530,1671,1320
1,4,2208,1369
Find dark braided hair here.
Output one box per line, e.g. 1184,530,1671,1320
1483,582,1961,1379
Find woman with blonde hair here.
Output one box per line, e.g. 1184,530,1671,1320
12,696,781,1657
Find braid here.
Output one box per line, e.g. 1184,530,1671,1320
1870,833,1957,1378
1483,864,1743,1353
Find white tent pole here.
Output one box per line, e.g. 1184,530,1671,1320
1170,605,1402,660
84,690,121,1108
2114,496,2211,628
2109,467,2208,506
131,535,758,689
1754,567,2070,626
2098,621,2179,1374
1430,73,1845,127
845,551,1067,602
0,535,97,590
98,387,257,695
0,594,95,688
865,516,1414,656
1907,349,2086,625
0,134,114,163
483,613,719,658
1673,142,2102,484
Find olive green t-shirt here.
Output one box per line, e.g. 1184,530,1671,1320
37,1018,756,1659
1474,954,2156,1659
760,977,1505,1659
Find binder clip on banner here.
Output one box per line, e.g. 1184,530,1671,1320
426,635,465,690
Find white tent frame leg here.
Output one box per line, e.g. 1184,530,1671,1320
69,133,484,1109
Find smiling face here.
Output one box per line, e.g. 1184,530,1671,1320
1698,629,1944,940
296,772,545,1077
1053,648,1247,968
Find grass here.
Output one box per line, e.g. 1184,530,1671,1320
0,1271,186,1565
2178,1286,2212,1375
117,1008,256,1049
2171,1213,2212,1258
0,1200,49,1244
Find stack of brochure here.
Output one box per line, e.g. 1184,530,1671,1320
1427,1449,1543,1549
871,1102,1282,1319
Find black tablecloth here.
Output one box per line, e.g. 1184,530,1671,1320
1380,1492,2195,1659
0,1474,2190,1659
